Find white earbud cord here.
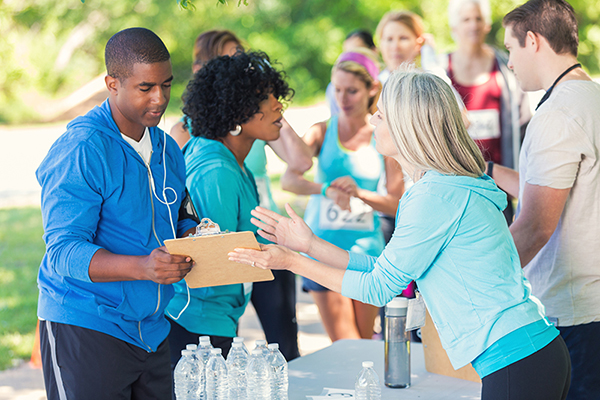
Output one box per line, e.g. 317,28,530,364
149,129,191,321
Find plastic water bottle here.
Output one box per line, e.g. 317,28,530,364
197,336,214,368
174,349,202,400
384,297,410,388
234,336,250,355
226,342,248,399
206,348,228,400
355,361,382,400
253,339,269,357
246,348,271,400
267,343,288,400
185,344,205,399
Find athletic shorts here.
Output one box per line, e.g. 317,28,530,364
39,320,171,400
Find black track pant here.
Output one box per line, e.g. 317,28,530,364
481,335,571,400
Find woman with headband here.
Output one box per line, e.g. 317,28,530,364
281,48,404,342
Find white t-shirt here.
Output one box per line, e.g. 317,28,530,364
517,80,600,326
121,128,152,165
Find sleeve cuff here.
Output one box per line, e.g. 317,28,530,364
177,219,198,238
66,242,102,283
347,251,376,272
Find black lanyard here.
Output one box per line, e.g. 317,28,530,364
536,63,582,110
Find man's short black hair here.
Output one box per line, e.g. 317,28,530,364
105,27,170,80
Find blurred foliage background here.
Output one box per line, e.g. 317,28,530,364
1,0,599,124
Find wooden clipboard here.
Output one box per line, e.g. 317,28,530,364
164,231,273,289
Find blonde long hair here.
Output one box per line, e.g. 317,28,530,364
381,66,485,178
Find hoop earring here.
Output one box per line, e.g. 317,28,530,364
230,125,242,136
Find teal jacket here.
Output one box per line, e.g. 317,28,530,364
342,171,546,369
166,136,266,337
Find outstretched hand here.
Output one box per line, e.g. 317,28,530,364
228,243,297,272
250,203,314,254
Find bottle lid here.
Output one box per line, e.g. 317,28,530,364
267,343,279,350
199,336,211,344
233,337,244,343
362,361,374,368
210,348,222,355
252,349,263,355
181,349,193,356
255,339,267,346
386,297,408,308
186,344,197,351
385,296,408,317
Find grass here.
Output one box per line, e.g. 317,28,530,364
0,207,45,370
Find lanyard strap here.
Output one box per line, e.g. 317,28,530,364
536,63,582,110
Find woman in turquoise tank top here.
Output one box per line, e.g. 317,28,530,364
281,49,404,341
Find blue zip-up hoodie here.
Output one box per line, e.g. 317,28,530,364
36,99,196,352
342,171,546,369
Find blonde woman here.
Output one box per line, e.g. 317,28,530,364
376,11,428,84
231,69,570,400
280,48,404,342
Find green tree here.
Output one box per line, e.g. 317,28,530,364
1,0,598,124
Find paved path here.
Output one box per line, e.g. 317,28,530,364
0,104,329,209
0,278,331,400
0,103,332,398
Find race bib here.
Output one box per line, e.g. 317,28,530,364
318,197,374,231
467,109,501,140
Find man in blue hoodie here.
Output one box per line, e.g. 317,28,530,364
36,28,198,400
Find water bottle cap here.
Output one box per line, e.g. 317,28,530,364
362,361,374,368
252,349,263,355
255,339,267,346
210,348,222,355
233,337,244,343
267,343,279,350
186,344,197,351
386,296,408,316
181,349,193,356
199,336,211,344
386,297,408,308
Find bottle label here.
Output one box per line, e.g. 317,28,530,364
406,290,426,331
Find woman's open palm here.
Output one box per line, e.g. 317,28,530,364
250,203,314,254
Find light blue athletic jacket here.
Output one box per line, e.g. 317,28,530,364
36,99,196,352
342,171,546,369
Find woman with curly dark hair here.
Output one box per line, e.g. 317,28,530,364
165,51,294,363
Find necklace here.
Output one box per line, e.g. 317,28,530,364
535,63,582,110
